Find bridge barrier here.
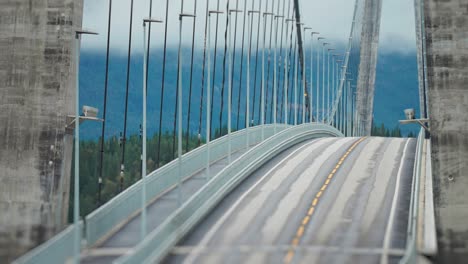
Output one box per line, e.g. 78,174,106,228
12,222,83,264
400,128,425,263
114,123,343,264
85,124,289,247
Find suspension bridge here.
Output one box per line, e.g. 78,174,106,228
1,0,467,263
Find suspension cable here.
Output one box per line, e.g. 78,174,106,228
277,0,289,124
197,0,211,147
286,4,295,124
217,0,230,138
236,0,248,130
119,0,135,193
185,0,198,152
265,0,275,123
229,0,239,131
98,0,113,205
156,0,170,167
209,0,221,140
145,1,154,87
246,0,256,127
251,0,263,126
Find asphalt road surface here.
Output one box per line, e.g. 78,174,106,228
167,137,416,264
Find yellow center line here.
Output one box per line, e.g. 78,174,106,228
283,137,367,263
296,226,305,237
312,198,318,206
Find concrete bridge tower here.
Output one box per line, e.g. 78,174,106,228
0,0,83,261
415,0,468,262
355,0,383,136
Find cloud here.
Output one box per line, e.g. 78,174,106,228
81,0,417,53
379,0,417,53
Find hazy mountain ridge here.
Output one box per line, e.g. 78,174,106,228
78,49,419,139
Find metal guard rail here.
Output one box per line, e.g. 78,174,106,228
12,222,83,264
85,124,289,247
400,128,425,263
13,124,288,263
114,123,343,264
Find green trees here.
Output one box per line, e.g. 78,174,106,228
371,123,404,137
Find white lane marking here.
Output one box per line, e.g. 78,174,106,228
183,138,334,264
380,139,410,264
361,138,405,233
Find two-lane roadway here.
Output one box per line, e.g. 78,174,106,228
167,137,416,264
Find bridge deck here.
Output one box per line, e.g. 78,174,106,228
166,137,416,264
81,148,251,264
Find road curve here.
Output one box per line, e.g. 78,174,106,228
166,137,416,264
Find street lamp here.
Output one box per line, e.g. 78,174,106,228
274,14,284,133
317,37,325,122
207,10,224,179
177,12,196,205
399,109,430,133
228,9,242,164
340,65,347,132
262,12,274,139
142,17,163,240
285,18,295,125
332,58,343,128
322,42,330,122
309,32,319,123
74,28,98,264
303,27,312,124
327,48,335,123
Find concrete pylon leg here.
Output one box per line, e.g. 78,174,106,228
0,0,83,261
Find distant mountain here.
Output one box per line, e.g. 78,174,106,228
78,48,420,140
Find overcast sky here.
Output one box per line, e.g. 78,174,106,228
81,0,416,54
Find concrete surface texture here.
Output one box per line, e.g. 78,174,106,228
413,0,427,119
0,0,83,262
356,0,383,136
167,137,416,264
421,0,468,262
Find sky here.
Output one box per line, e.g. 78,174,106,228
81,0,417,54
